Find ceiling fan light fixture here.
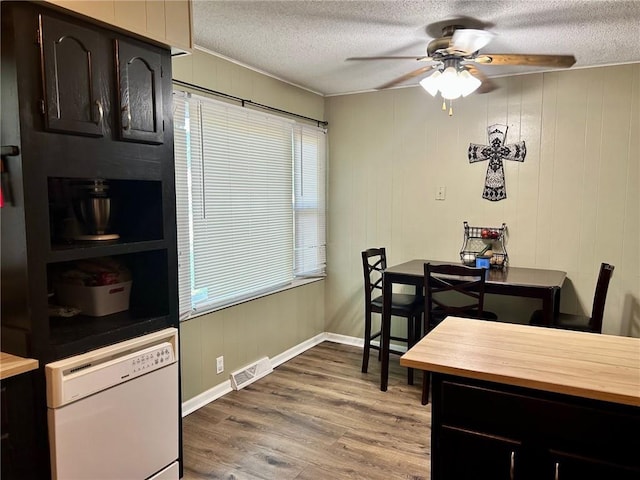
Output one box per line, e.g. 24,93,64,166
440,86,462,100
459,69,482,96
440,66,458,83
419,70,441,96
420,63,482,103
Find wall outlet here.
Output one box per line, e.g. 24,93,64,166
436,186,446,200
216,355,224,374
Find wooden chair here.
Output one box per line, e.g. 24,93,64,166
421,263,496,405
529,263,614,334
361,248,423,385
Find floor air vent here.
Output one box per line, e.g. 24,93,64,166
230,357,273,390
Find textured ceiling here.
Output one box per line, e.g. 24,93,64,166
192,0,640,96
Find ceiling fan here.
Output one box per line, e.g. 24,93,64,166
347,24,576,113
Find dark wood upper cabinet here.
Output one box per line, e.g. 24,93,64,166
115,39,164,144
39,14,105,137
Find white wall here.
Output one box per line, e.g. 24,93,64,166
325,65,640,338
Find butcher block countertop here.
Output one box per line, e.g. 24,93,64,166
1,352,39,380
400,317,640,407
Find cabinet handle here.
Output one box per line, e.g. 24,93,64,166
122,104,132,130
510,451,515,480
95,100,104,125
554,462,559,480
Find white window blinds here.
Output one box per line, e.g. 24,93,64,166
173,90,326,319
293,124,326,276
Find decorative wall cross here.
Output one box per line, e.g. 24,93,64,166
468,124,526,201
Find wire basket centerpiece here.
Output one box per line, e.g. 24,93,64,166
459,221,508,269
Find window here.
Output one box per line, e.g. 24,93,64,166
173,91,326,320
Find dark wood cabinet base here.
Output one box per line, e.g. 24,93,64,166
430,374,640,480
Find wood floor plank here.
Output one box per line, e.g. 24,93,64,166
182,342,431,479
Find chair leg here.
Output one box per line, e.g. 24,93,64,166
407,315,414,385
421,371,430,405
362,310,372,373
415,312,423,343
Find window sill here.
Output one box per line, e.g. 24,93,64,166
180,276,325,322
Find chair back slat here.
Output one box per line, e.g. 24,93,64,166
589,263,615,333
361,248,387,303
424,263,487,329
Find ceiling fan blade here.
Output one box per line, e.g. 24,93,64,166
377,65,435,90
465,66,498,94
450,29,495,55
346,56,432,62
474,54,576,68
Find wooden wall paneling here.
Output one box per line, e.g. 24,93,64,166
458,90,489,239
513,75,543,267
353,95,376,249
576,68,604,273
325,97,360,336
454,91,481,248
620,66,640,337
191,49,219,91
535,72,560,267
171,52,194,82
213,56,234,97
198,310,224,392
145,0,166,40
47,0,115,24
164,0,192,52
550,71,588,274
221,305,243,383
502,76,524,237
179,316,203,400
594,66,636,331
229,61,253,100
113,0,145,33
400,89,430,260
377,90,395,253
240,299,261,364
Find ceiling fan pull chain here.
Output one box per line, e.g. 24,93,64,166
442,99,446,111
449,100,453,116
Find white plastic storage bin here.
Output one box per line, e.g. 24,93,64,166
55,281,132,316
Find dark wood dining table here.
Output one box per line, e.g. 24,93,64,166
380,259,567,391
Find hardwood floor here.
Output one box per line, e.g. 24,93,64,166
182,342,431,480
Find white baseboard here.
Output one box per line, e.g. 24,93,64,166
182,332,332,417
270,332,327,368
324,332,363,347
181,381,233,416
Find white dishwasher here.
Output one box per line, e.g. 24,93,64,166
46,327,180,480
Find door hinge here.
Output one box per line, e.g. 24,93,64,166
160,66,164,78
39,99,45,115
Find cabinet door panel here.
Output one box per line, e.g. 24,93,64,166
438,426,521,480
115,39,163,144
550,451,640,480
39,14,105,137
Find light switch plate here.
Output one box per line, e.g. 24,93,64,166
436,186,446,200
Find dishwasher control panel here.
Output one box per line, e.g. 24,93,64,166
45,328,179,408
132,344,174,374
